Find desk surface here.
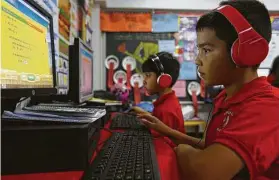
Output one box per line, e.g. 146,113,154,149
2,113,182,180
184,119,205,126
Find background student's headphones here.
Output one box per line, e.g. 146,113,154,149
151,54,172,88
216,5,269,67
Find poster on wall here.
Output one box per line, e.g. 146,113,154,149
56,55,69,94
271,16,279,31
101,12,152,32
69,0,79,44
83,0,94,47
158,40,176,54
78,0,94,47
152,13,179,32
57,0,71,94
172,80,186,97
260,15,279,68
58,0,71,42
175,14,200,80
179,61,197,80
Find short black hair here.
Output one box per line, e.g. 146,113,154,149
142,52,180,87
270,56,279,75
196,0,272,67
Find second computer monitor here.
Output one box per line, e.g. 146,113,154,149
69,38,93,104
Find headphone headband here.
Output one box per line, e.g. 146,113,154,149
151,54,172,88
216,5,252,35
151,55,165,75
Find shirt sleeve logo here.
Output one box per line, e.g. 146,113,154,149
217,111,233,132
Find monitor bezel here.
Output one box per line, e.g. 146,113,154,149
1,0,57,99
69,38,93,104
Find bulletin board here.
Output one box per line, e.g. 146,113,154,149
103,12,204,102
102,12,279,103
105,32,204,102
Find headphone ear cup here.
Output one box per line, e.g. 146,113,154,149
231,35,269,67
157,74,172,88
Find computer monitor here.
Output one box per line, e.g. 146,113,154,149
1,0,56,98
204,85,224,104
69,38,93,104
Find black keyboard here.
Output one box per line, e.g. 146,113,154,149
110,114,146,130
123,129,151,137
83,132,160,180
23,105,106,118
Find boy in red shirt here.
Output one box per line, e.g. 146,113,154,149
133,52,185,134
139,1,279,179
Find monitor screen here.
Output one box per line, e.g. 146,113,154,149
79,42,93,102
1,0,54,89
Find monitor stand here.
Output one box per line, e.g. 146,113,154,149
1,97,21,115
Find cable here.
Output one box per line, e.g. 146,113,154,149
100,127,114,134
193,85,223,148
193,99,216,148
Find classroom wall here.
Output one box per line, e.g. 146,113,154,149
106,0,279,11
93,0,279,90
92,4,106,90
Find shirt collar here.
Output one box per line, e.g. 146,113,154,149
214,77,270,107
153,90,175,107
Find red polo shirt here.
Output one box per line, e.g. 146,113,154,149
152,91,185,135
205,77,279,180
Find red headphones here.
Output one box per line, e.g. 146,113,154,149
216,5,269,67
151,54,172,88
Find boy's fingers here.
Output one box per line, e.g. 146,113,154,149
137,114,157,122
139,119,153,127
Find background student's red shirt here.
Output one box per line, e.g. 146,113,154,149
150,91,185,180
205,77,279,180
152,90,185,136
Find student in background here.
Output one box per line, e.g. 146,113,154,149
132,52,185,134
267,56,279,87
139,0,279,179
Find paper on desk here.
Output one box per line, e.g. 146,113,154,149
14,109,106,121
3,111,101,124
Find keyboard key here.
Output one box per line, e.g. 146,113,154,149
145,174,152,180
135,174,143,180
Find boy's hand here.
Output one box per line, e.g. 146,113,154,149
131,106,148,114
138,113,172,136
